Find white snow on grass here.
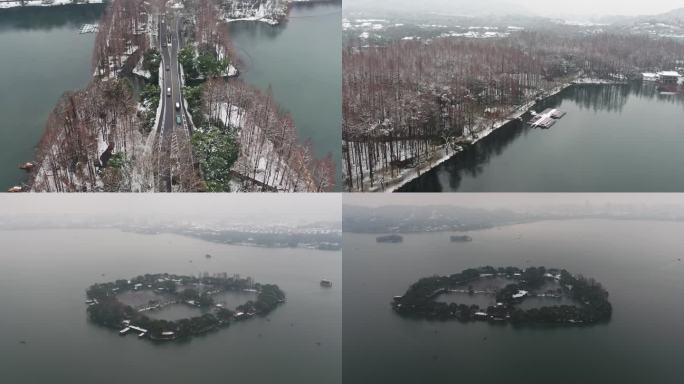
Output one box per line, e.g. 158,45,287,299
223,1,285,26
227,64,238,77
350,79,589,192
133,55,152,79
0,0,103,9
207,102,303,192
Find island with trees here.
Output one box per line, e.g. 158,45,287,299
86,273,285,341
376,234,403,243
450,235,472,242
392,266,611,326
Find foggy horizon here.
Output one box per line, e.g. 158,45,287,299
0,194,341,226
343,0,683,18
343,193,684,211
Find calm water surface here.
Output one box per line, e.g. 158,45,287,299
229,3,342,188
344,219,684,383
401,83,684,192
0,229,341,384
0,5,104,188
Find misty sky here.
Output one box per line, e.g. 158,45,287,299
344,0,682,17
0,194,341,225
343,193,684,210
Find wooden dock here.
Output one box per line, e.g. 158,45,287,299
529,108,566,129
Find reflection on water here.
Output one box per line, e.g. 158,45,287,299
400,120,527,192
546,82,684,113
0,5,103,188
146,303,205,321
0,229,341,384
229,3,343,188
343,220,684,383
401,82,684,192
0,4,105,31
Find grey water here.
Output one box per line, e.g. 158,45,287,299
0,5,104,189
229,2,343,189
401,83,684,192
343,219,684,383
0,228,341,384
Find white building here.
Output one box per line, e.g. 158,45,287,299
642,72,658,81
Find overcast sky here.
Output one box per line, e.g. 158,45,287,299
343,193,684,210
344,0,681,17
0,194,341,225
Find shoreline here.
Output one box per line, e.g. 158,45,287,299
371,78,624,193
0,0,104,10
14,0,335,192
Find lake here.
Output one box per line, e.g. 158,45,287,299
400,83,684,192
0,228,341,384
0,5,104,189
343,219,684,383
229,2,343,189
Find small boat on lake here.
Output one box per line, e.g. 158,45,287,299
18,162,35,171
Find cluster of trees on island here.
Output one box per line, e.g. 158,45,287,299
86,273,285,341
392,266,612,325
342,30,684,190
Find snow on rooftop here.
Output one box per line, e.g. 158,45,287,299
658,71,681,77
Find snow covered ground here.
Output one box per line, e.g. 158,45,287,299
221,0,288,26
0,0,104,10
350,78,595,192
209,102,308,192
132,55,152,79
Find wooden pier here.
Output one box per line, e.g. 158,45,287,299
529,108,566,129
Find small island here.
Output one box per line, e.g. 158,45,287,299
392,266,611,325
86,273,285,342
450,235,472,242
376,234,403,243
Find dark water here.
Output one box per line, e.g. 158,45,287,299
0,5,104,189
343,220,684,383
0,229,341,384
401,83,684,192
229,3,343,189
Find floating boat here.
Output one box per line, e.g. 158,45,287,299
320,279,333,288
7,186,23,193
18,162,35,171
